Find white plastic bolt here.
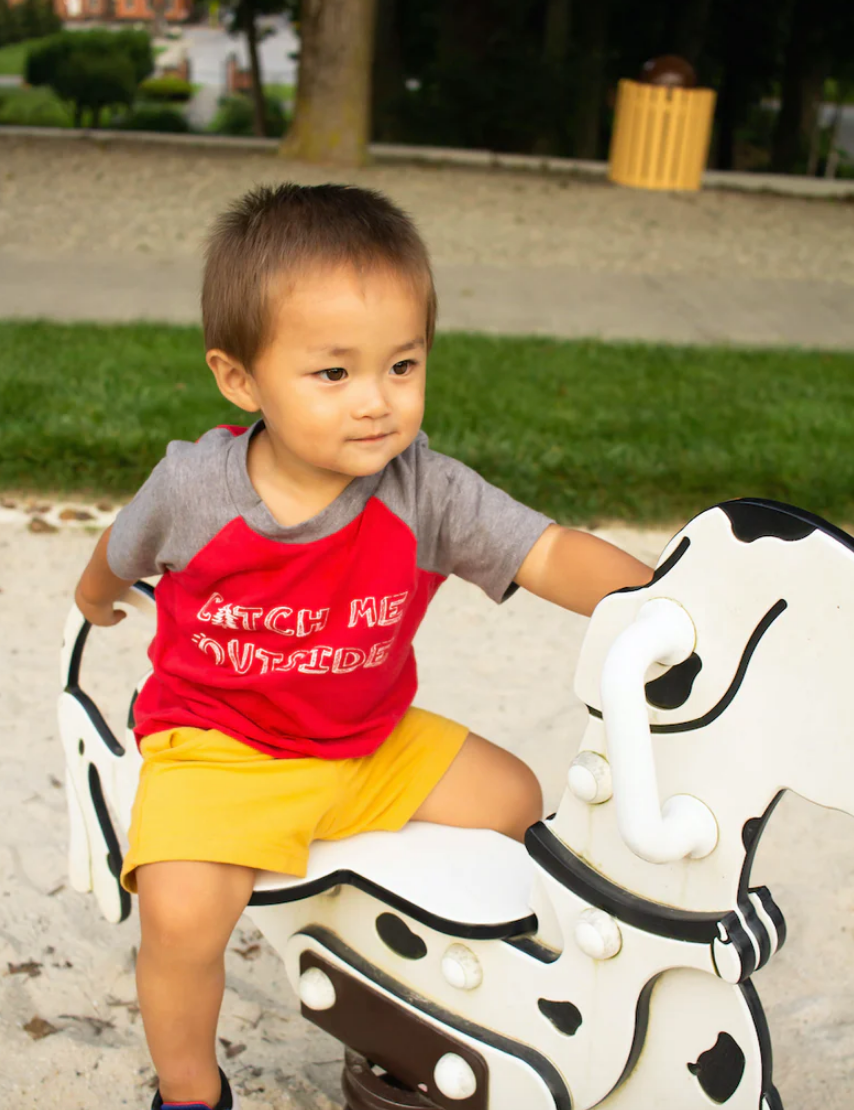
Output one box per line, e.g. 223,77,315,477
298,967,337,1011
574,908,622,960
568,751,613,804
434,1054,477,1100
441,944,483,990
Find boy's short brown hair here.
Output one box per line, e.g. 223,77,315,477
202,183,437,369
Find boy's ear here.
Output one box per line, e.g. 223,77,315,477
206,349,260,413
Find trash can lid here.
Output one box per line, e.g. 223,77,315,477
639,55,697,89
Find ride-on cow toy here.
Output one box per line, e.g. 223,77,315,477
59,497,854,1110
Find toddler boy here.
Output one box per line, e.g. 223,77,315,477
75,183,650,1110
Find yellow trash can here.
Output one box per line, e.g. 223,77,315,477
608,79,716,192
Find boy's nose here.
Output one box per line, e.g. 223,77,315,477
353,381,391,419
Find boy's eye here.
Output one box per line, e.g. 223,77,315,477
391,360,415,376
317,368,347,382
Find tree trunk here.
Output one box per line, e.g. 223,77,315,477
245,11,267,138
532,0,571,154
151,0,168,40
772,0,831,172
282,0,379,166
544,0,571,66
371,0,403,142
573,0,609,160
713,3,745,170
667,0,712,69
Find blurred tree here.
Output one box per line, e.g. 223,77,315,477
771,0,854,173
283,0,378,164
0,0,20,46
573,0,610,158
704,0,782,169
532,0,571,154
52,50,136,127
664,0,712,69
371,0,404,142
228,0,276,137
772,0,828,171
26,29,152,127
297,0,848,172
17,0,61,40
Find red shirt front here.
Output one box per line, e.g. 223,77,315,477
108,425,552,758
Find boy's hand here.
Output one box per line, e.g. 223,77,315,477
74,525,136,628
74,589,127,627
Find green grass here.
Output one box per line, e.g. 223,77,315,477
1,321,854,525
0,36,52,76
264,82,294,104
0,84,72,127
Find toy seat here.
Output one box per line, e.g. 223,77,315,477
251,823,536,937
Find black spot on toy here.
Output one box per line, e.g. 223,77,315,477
720,500,815,544
646,653,703,710
538,999,582,1036
376,913,427,960
688,1031,746,1103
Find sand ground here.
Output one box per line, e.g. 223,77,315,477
2,506,854,1109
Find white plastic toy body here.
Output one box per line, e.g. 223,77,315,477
58,498,854,1110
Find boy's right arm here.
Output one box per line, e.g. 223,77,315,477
75,525,136,627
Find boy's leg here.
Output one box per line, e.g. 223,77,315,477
412,733,543,842
136,860,257,1107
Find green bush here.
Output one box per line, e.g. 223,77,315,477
117,104,190,132
137,75,193,102
27,30,153,88
0,84,72,127
26,30,151,128
58,52,136,127
111,28,155,84
208,93,287,138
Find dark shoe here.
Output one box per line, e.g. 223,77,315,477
151,1068,236,1110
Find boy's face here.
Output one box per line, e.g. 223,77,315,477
215,265,428,483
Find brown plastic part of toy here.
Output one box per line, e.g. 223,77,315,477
299,949,488,1110
342,1051,439,1110
639,55,697,88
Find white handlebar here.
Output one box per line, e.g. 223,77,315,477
600,598,718,864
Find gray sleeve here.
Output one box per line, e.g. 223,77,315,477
416,448,554,603
106,453,178,580
106,429,236,578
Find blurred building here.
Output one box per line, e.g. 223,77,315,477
44,0,192,21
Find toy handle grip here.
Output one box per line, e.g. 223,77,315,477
600,598,718,863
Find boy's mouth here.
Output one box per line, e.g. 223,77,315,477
352,432,393,443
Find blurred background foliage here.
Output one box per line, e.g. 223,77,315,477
0,0,852,173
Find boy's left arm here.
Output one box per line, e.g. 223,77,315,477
515,524,652,617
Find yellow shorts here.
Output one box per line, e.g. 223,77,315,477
120,706,469,893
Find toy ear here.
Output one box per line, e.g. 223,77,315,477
719,500,815,544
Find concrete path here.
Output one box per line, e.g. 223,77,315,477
5,252,854,350
184,83,221,131
1,134,853,350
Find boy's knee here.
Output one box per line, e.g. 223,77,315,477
506,760,543,840
137,861,253,962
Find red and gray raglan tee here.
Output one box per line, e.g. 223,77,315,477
107,424,553,760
